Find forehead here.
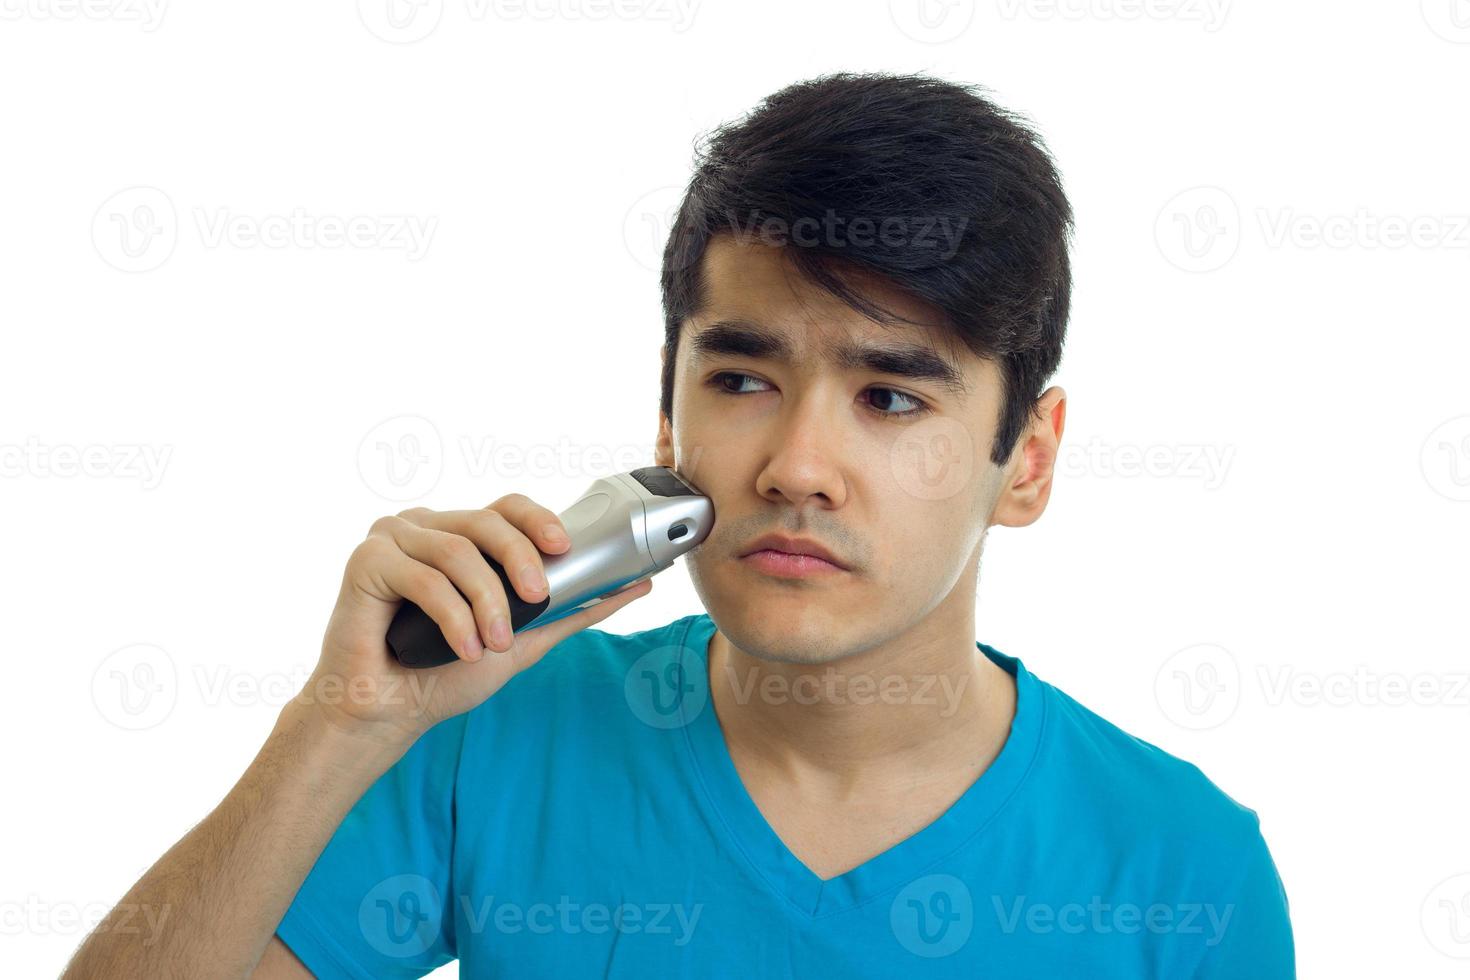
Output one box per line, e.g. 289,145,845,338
697,234,942,334
685,234,985,397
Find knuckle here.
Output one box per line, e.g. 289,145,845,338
476,508,509,533
464,578,506,613
408,562,448,600
396,506,430,522
368,514,401,537
350,534,389,566
430,532,479,566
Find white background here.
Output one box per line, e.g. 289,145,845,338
3,1,1468,976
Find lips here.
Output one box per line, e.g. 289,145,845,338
738,533,848,570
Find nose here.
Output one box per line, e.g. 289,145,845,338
754,384,847,510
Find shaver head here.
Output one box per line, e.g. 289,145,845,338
523,465,713,630
620,465,714,568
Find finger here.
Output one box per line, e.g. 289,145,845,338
399,504,559,612
380,517,514,653
485,493,572,554
373,547,486,663
401,499,570,559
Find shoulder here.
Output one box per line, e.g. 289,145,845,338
1022,670,1294,973
1027,670,1273,867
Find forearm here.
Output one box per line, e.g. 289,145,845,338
62,698,413,979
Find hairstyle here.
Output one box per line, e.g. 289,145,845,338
659,71,1074,465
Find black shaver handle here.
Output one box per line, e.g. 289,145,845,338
386,553,551,668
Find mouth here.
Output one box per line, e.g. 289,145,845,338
737,534,850,578
739,549,848,579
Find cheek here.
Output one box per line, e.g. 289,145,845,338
882,415,988,506
875,487,989,582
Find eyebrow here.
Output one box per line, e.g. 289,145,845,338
687,318,970,397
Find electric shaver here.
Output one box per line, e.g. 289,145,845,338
387,465,712,668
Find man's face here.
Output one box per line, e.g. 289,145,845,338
655,234,1025,666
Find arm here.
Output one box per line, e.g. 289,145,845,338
63,698,408,979
61,496,653,978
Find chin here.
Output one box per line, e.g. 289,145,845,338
695,585,858,666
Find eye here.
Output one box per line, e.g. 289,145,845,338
863,387,930,418
707,372,931,420
711,372,772,396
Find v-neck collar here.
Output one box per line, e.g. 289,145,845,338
672,612,1046,919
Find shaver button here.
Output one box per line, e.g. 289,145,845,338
668,522,689,541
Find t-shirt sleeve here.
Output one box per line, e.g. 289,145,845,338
1189,813,1296,979
274,713,469,979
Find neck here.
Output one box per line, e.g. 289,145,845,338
706,586,1016,801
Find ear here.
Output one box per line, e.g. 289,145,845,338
990,386,1066,528
655,345,676,469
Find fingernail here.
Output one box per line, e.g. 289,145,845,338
521,563,547,593
543,524,567,543
462,633,484,662
491,616,512,650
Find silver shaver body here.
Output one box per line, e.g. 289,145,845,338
387,466,712,667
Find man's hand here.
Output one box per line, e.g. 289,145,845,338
309,493,653,746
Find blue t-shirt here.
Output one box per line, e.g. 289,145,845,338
277,612,1294,978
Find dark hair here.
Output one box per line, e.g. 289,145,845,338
659,71,1073,465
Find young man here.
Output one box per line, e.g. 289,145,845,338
66,72,1294,978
